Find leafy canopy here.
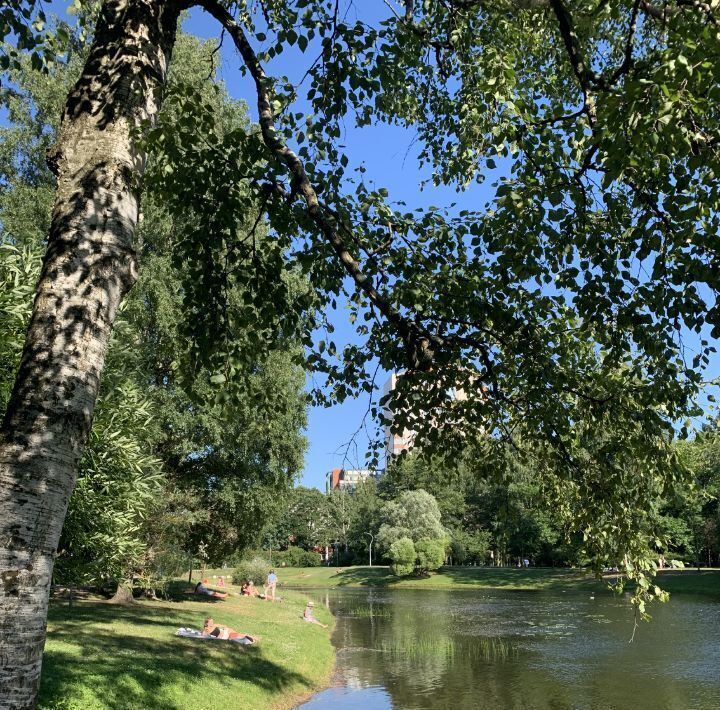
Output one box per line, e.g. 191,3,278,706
6,0,720,604
1,24,310,583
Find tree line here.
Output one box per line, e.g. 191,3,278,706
256,431,720,574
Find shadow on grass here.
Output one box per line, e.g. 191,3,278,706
434,567,597,590
160,580,230,603
39,603,314,710
327,567,398,587
272,566,720,596
653,569,720,597
318,566,600,591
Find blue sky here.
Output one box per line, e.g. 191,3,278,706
7,2,719,490
178,5,498,490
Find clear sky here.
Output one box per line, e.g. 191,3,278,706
177,5,498,491
8,2,719,491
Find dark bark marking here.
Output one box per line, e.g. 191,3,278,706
1,570,20,596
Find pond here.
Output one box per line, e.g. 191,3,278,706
299,587,720,709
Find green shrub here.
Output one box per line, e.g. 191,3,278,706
389,537,415,576
273,547,296,567
233,556,271,586
274,546,321,567
299,549,321,567
415,538,445,574
286,546,306,567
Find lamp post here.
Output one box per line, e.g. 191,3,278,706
364,532,374,567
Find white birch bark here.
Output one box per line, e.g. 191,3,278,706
0,1,180,706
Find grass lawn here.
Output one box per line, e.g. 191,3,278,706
252,565,720,596
652,568,720,596
255,565,600,591
38,589,334,710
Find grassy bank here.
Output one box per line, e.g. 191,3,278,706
38,589,334,710
274,565,598,591
267,565,720,596
650,569,720,596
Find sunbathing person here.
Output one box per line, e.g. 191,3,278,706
303,602,328,629
241,579,255,596
202,617,258,642
194,580,228,599
241,580,264,599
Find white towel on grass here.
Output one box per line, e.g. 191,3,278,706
175,628,254,645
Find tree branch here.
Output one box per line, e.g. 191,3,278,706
609,0,642,84
548,0,597,92
196,0,443,369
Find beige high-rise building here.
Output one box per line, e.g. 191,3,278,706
383,372,416,460
383,372,469,462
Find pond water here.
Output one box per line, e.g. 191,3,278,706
299,587,720,709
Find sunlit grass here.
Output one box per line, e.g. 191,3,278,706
38,591,334,710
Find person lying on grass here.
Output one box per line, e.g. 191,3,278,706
202,617,259,642
303,602,328,629
195,580,228,599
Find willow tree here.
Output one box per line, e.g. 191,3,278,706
1,1,718,706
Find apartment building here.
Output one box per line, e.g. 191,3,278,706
383,372,469,462
325,468,377,493
383,372,417,460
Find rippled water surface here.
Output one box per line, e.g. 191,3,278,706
299,587,720,709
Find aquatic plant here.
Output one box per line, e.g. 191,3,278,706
379,635,518,662
347,605,391,618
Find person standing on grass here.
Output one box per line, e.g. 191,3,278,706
265,569,278,602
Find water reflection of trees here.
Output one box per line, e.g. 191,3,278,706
334,590,554,709
329,590,720,710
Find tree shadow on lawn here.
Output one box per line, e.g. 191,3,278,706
327,567,397,587
39,603,314,710
326,566,600,591
45,601,221,633
436,567,596,590
162,580,232,603
652,569,720,597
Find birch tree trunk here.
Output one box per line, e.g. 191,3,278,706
0,1,180,706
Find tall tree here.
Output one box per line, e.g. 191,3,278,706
2,1,719,704
1,4,181,700
270,486,332,551
377,489,449,575
1,17,308,579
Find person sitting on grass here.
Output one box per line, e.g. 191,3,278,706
202,617,259,642
241,580,263,598
194,580,228,599
303,601,328,628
